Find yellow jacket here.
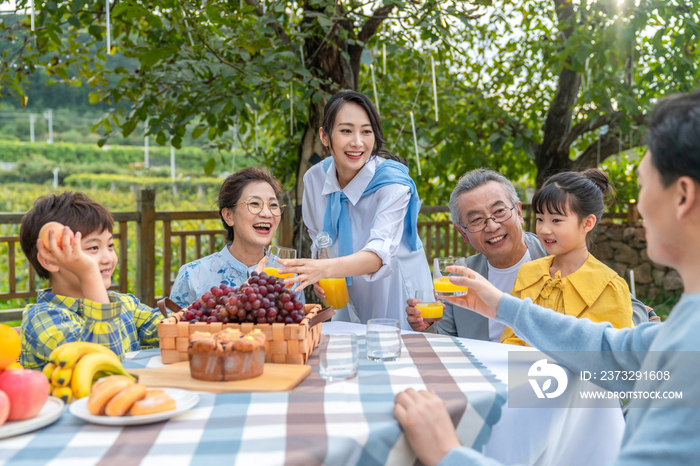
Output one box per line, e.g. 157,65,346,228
501,254,634,346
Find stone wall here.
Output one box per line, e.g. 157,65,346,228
592,223,683,300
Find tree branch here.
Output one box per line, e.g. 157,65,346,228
560,111,624,149
192,26,247,73
348,4,395,89
572,129,645,171
358,5,395,43
244,0,291,45
534,0,581,184
307,21,340,65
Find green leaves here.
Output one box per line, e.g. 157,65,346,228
192,126,207,140
88,92,102,104
70,0,85,12
87,24,102,39
140,45,178,67
4,0,699,204
317,15,333,29
204,157,216,175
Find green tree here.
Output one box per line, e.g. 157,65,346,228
473,0,700,186
3,0,699,202
1,0,487,189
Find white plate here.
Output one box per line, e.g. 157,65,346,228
69,387,199,426
0,396,65,440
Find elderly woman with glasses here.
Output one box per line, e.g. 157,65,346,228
169,167,304,308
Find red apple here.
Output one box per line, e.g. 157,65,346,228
0,369,49,421
38,222,74,250
0,390,9,426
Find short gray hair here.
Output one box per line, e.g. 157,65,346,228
449,168,521,226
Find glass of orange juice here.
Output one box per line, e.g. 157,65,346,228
319,278,350,309
433,257,468,297
264,246,297,288
414,289,443,322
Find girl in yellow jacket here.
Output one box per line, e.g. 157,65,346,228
501,169,633,346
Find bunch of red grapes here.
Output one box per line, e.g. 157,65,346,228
182,272,305,325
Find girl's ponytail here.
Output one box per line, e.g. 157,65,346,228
581,168,615,208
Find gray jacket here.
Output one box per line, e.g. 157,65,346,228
428,232,648,340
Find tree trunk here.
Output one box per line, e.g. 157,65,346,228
291,2,391,271
534,77,578,187
295,99,327,207
292,18,359,255
534,0,580,187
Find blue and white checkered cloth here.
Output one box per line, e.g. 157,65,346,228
0,333,506,465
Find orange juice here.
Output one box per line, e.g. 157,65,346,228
433,276,468,295
264,267,294,289
415,302,443,322
319,277,350,309
264,267,292,279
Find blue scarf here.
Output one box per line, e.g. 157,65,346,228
322,157,423,285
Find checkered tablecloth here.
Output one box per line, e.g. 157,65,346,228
0,333,506,466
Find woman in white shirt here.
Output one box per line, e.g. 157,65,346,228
280,90,432,329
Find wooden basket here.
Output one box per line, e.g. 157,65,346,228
156,301,334,365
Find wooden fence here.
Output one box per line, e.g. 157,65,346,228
0,189,638,321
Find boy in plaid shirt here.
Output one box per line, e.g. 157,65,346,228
19,192,162,370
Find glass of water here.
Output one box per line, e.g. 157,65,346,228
319,334,359,381
366,318,402,362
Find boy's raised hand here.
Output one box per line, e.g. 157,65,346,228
37,227,109,303
37,227,97,275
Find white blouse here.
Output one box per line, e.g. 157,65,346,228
302,156,432,330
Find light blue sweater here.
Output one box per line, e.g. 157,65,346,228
170,245,304,308
440,292,700,466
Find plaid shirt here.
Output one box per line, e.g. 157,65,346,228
20,289,162,370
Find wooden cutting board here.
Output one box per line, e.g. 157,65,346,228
129,362,311,393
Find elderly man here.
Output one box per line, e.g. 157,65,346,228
406,168,649,340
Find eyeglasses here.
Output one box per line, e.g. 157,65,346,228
460,205,516,233
232,197,286,217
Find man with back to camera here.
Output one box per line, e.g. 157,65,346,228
405,168,650,340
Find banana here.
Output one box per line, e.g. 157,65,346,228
52,386,73,404
92,370,111,383
48,345,66,363
71,353,134,399
43,362,57,380
51,365,73,387
55,342,116,369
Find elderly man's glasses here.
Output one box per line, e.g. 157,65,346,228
461,205,516,233
232,197,285,217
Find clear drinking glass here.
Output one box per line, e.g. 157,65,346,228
433,257,468,298
366,318,401,362
415,289,443,323
265,245,297,289
319,334,359,381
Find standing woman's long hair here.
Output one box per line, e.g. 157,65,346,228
320,90,408,167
